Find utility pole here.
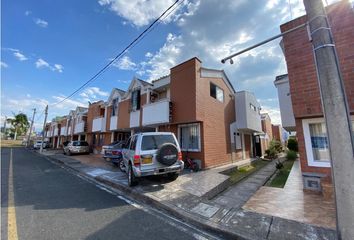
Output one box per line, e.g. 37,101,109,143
40,105,48,153
303,0,354,239
26,108,36,147
3,116,7,138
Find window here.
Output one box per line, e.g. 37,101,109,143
141,135,176,151
250,103,257,112
178,123,201,151
131,89,141,111
112,98,119,116
302,118,330,167
210,83,224,102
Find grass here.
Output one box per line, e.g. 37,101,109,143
0,139,23,148
267,160,295,188
227,159,270,185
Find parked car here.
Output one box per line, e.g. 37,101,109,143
103,141,125,171
102,140,124,157
122,132,184,186
63,141,90,155
33,140,50,149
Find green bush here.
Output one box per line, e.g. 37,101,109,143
265,148,278,159
286,150,297,161
287,138,298,152
269,140,283,153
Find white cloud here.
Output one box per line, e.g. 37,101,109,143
35,58,64,73
141,33,185,80
1,61,8,68
261,106,281,125
53,64,64,73
98,0,199,27
13,51,28,61
35,58,50,68
35,18,48,28
25,10,32,16
79,87,109,102
112,56,137,70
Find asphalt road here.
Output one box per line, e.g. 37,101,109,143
1,147,218,240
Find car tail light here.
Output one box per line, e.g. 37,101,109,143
178,152,182,161
133,155,141,167
112,150,120,155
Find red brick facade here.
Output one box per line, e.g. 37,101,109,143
281,1,354,181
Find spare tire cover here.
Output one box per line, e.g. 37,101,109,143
156,143,178,166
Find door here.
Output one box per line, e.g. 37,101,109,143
253,135,262,157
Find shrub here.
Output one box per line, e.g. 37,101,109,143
287,138,298,152
269,140,283,153
286,150,297,161
265,148,277,159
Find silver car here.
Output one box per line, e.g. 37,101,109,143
122,132,184,187
63,141,90,155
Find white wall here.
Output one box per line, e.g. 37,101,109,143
275,76,296,131
142,100,170,126
235,91,262,133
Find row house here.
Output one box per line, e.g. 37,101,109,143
44,57,271,169
277,0,354,191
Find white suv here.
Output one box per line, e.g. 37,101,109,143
122,132,184,186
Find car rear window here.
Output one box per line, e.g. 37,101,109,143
141,135,176,151
73,141,89,146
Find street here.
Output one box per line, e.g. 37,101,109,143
1,147,218,240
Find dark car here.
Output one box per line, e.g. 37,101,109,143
103,141,125,171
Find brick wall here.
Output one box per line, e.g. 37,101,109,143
272,125,281,142
281,0,354,181
118,99,130,129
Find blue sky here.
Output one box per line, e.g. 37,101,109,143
1,0,341,131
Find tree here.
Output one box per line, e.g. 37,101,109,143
7,113,29,140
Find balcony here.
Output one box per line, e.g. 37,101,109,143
68,126,72,136
142,99,171,126
92,117,106,132
74,122,85,134
130,111,140,128
46,131,52,137
110,116,118,130
53,127,59,136
60,127,67,136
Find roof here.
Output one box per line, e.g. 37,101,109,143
200,67,236,94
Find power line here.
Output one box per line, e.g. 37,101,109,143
51,0,180,107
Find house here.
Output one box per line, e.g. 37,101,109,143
271,124,282,143
259,113,273,156
109,58,237,168
278,0,354,191
86,100,109,153
70,106,88,141
232,91,263,159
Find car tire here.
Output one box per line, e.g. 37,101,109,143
156,143,178,166
67,151,71,156
118,159,126,172
167,172,179,181
128,164,137,187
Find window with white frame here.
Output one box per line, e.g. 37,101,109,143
178,123,201,151
302,118,331,167
210,83,224,102
112,98,119,116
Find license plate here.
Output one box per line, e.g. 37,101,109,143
105,150,112,155
142,157,152,164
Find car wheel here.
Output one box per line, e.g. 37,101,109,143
67,151,71,156
128,164,137,187
118,159,126,172
104,157,110,162
167,172,179,181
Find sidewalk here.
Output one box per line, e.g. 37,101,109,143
38,150,337,240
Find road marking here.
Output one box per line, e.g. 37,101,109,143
8,148,19,240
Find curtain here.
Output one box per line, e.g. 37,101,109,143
309,122,329,162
